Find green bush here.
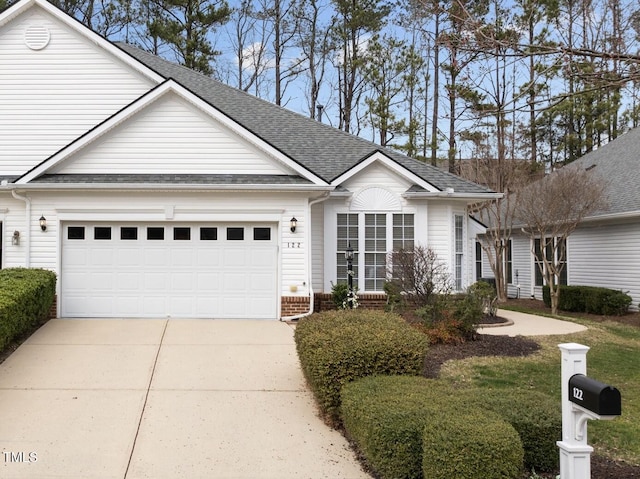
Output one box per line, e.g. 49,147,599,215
460,389,561,472
341,376,524,479
543,285,632,315
294,310,428,422
0,268,57,352
341,376,454,479
422,408,524,479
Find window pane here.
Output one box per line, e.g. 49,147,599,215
94,227,111,240
392,214,414,251
68,226,85,240
227,227,244,240
173,227,191,240
200,227,217,240
121,227,138,240
147,227,164,240
364,214,386,291
254,227,271,241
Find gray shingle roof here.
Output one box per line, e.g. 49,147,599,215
568,127,640,217
116,43,494,195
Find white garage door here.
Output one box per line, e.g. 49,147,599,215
61,223,278,319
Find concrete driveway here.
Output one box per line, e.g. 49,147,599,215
0,319,370,479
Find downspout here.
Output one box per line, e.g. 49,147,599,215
282,191,330,321
11,190,31,267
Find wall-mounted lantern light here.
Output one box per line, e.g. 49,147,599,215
39,215,47,232
290,217,297,233
12,230,20,245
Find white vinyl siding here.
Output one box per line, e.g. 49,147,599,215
427,204,450,262
311,202,324,293
570,223,640,310
53,94,288,175
342,162,413,197
0,8,153,174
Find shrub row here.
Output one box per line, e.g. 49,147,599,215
341,375,561,479
543,285,632,315
294,310,429,422
0,268,57,352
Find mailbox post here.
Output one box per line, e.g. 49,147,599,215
557,343,621,479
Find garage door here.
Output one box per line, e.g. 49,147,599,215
61,223,278,319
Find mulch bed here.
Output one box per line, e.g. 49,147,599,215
421,299,640,478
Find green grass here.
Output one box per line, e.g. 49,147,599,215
439,311,640,465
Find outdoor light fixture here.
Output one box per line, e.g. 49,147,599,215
290,217,297,233
345,243,354,261
12,230,20,246
345,243,355,308
39,215,47,232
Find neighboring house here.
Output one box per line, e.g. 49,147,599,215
475,128,640,310
0,0,499,319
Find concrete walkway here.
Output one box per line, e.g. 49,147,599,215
0,319,369,479
478,309,588,336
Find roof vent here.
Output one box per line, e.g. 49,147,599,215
24,25,51,50
585,164,596,171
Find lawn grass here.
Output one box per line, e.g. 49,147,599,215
439,313,640,465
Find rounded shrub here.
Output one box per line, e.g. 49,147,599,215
422,408,524,479
0,268,57,351
341,375,453,479
341,375,525,479
294,310,428,422
461,388,561,472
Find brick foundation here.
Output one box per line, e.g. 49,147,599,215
49,295,57,319
313,293,387,313
281,296,311,317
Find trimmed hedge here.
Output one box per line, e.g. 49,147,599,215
0,268,57,351
422,408,523,479
341,376,453,479
294,310,428,422
460,388,561,472
342,376,560,478
543,285,632,315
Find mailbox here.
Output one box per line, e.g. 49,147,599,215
569,374,621,416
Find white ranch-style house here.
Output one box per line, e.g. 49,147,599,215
0,0,499,319
476,127,640,310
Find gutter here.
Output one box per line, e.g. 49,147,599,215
6,183,334,192
281,192,330,321
402,191,503,200
10,190,31,267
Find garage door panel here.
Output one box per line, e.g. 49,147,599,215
62,223,278,319
170,249,195,267
116,272,142,290
117,248,143,266
144,248,169,266
90,272,115,290
250,274,276,292
171,272,196,291
64,249,88,266
89,248,114,266
144,272,168,291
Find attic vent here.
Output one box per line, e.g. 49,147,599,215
24,25,51,50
